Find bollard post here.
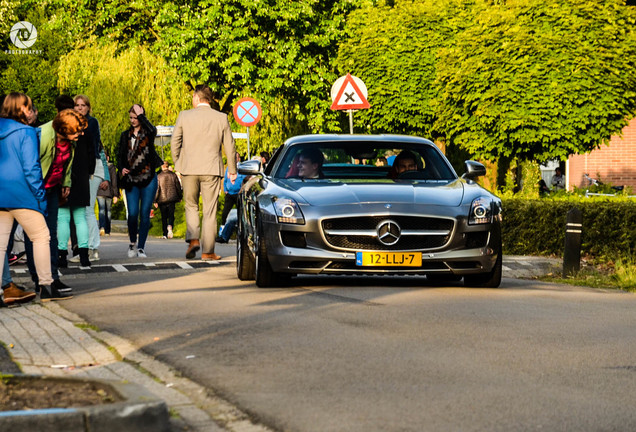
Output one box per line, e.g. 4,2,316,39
563,207,582,277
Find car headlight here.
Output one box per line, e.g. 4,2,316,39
273,198,305,224
469,197,492,225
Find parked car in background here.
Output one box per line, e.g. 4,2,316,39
236,135,502,288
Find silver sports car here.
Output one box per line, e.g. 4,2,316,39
236,135,502,288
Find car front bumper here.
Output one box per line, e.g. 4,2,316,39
260,206,501,277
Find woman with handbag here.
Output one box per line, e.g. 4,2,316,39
117,104,162,258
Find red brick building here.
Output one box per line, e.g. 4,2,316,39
567,117,636,191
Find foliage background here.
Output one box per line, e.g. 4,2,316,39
4,0,636,167
57,42,191,161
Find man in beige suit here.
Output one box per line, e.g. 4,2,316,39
171,85,237,260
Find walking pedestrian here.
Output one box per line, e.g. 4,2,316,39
24,108,87,298
0,92,73,302
55,95,95,270
171,84,237,260
220,152,245,226
117,104,162,258
97,152,118,236
154,161,182,239
73,95,110,262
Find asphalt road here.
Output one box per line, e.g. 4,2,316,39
53,233,636,432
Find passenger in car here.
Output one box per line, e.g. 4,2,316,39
296,148,325,179
284,155,300,178
375,156,388,166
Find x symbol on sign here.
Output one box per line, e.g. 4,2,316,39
344,92,355,102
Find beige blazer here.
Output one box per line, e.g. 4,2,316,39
171,104,236,176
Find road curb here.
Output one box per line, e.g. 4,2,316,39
0,374,170,432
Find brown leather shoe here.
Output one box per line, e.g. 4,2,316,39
186,239,200,259
201,253,221,261
2,282,36,305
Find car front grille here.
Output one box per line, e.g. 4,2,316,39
322,216,454,251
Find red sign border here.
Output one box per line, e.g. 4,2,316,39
233,97,262,127
330,73,370,110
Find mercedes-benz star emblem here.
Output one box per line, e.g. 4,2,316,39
377,220,401,246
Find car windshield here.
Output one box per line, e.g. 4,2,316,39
272,140,457,181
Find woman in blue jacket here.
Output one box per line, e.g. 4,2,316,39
0,93,55,303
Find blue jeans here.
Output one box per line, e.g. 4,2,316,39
25,188,59,283
125,176,158,250
219,209,237,241
97,196,113,234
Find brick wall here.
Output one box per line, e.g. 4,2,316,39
568,117,636,191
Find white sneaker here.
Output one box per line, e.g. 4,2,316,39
167,226,173,239
137,249,147,258
69,254,81,263
90,249,100,261
127,244,137,258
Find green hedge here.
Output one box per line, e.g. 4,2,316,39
502,197,636,261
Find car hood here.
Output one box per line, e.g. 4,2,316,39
276,179,466,207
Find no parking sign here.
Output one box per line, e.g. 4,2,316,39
233,97,262,127
233,97,262,159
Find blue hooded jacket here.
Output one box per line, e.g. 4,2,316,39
0,118,47,214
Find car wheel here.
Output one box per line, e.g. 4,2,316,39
463,248,502,288
236,229,255,281
255,231,291,288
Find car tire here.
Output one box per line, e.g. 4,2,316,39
463,248,502,288
237,230,255,281
255,231,291,288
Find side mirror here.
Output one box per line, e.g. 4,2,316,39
238,159,262,176
462,160,486,180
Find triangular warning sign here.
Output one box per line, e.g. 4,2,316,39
331,73,370,110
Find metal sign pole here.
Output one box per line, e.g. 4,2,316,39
246,127,251,160
348,110,353,134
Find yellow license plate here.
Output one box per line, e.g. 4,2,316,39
356,252,422,267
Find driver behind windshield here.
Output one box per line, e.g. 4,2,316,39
388,150,419,179
296,148,325,179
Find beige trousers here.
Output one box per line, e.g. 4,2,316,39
0,209,53,288
181,175,222,254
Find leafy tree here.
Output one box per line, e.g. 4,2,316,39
153,0,365,140
336,0,470,137
26,0,368,153
57,42,191,163
338,0,636,166
434,0,636,163
0,0,18,36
